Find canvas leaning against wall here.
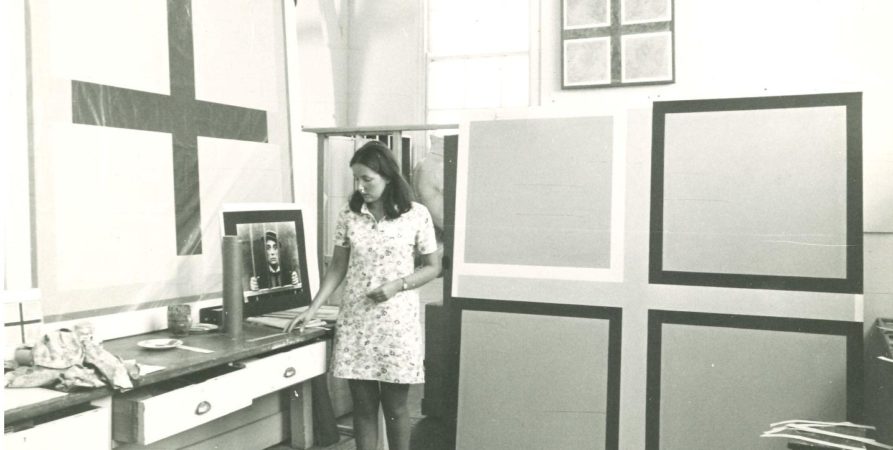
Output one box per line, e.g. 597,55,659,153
29,0,296,321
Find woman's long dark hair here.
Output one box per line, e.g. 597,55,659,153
348,140,414,219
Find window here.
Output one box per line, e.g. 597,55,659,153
426,0,531,123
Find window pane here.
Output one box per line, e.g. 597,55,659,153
427,108,463,125
429,0,528,56
427,0,530,119
463,58,503,109
500,54,529,107
428,59,467,110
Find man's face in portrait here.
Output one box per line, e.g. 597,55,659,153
265,239,280,269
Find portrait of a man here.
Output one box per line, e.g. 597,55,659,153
235,221,303,294
250,230,299,290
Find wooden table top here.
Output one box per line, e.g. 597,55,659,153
4,323,329,424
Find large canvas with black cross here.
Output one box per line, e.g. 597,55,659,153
646,310,862,450
562,0,674,88
649,93,863,294
29,0,295,320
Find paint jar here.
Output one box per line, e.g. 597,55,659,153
167,304,192,337
14,347,34,366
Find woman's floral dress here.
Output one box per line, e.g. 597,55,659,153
331,201,438,384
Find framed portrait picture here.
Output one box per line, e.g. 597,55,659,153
221,205,312,314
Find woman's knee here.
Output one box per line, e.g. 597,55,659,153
381,401,408,420
348,380,381,416
379,383,410,418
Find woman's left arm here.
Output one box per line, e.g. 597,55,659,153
401,250,442,291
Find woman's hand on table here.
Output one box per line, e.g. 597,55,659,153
284,309,313,333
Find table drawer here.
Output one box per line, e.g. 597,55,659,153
241,341,326,398
113,364,251,445
5,405,110,450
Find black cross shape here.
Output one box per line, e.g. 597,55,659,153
71,0,268,255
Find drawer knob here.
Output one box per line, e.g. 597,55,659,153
283,367,296,378
195,401,212,415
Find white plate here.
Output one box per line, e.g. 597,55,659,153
137,338,183,350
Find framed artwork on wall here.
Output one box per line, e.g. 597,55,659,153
649,92,863,293
562,0,675,89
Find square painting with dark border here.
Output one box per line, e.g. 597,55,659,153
645,310,863,449
649,92,863,293
561,0,674,89
222,207,312,312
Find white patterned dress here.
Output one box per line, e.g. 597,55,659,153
330,201,438,384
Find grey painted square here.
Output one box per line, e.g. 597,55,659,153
621,0,671,24
564,37,612,86
661,106,848,278
660,324,848,449
464,116,614,269
621,32,673,82
564,0,610,28
457,311,611,449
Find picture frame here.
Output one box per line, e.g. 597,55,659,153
561,0,675,89
221,205,312,314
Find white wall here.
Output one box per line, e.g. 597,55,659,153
294,0,427,128
347,0,426,126
291,0,353,293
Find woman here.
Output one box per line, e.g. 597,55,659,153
285,140,441,450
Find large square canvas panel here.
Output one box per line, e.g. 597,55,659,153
457,305,621,450
455,113,625,283
650,93,862,293
647,311,861,450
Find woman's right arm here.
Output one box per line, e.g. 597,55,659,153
284,245,350,333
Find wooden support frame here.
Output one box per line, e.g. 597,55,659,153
304,124,458,275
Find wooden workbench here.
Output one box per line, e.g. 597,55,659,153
4,323,332,448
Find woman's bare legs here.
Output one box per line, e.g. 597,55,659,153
348,380,381,450
380,382,411,450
